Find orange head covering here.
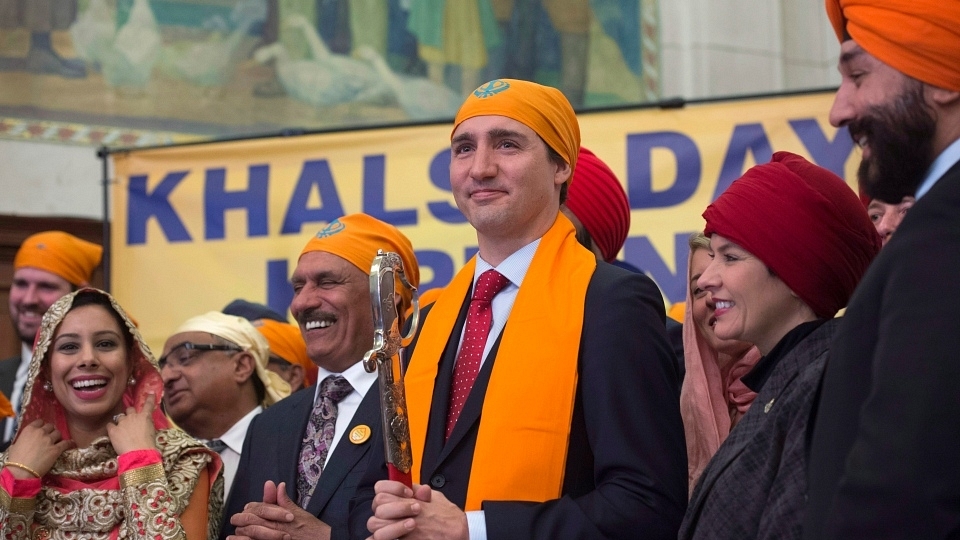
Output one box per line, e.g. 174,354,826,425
14,231,103,286
0,391,13,420
253,319,317,387
826,0,960,91
299,214,419,316
453,79,581,176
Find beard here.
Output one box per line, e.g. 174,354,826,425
849,80,937,204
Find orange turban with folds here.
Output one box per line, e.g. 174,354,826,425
299,214,419,315
703,151,881,319
14,231,102,286
253,319,317,387
453,79,581,175
826,0,960,91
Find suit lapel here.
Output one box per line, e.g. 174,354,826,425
305,380,380,516
436,331,503,464
279,391,316,492
420,293,471,480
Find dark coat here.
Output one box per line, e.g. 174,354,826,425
0,355,19,401
680,319,840,540
350,262,688,540
804,160,960,539
220,383,382,540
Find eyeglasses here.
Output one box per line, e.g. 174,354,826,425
267,356,293,371
158,342,242,370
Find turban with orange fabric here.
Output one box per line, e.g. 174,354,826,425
253,319,317,387
299,214,419,316
14,231,102,286
703,151,881,319
453,79,580,175
826,0,960,91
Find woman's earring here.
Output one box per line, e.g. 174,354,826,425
128,376,136,386
43,381,53,392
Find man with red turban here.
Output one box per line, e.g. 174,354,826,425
1,230,102,446
561,147,631,263
804,1,960,537
360,79,686,540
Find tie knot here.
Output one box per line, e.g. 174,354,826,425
319,375,353,404
472,270,510,303
205,439,228,453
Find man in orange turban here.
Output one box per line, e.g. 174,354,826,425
222,299,319,390
223,213,419,540
254,319,317,391
362,79,686,540
805,1,960,537
2,230,102,446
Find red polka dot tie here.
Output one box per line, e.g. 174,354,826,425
446,269,510,440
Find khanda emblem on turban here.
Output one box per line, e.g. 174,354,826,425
473,79,510,98
316,219,346,238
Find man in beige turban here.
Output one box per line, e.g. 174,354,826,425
159,311,291,497
804,1,960,537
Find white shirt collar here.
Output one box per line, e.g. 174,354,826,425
474,238,541,287
313,359,378,403
915,137,960,199
216,405,262,453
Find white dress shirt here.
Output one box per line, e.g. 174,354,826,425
313,359,378,468
455,239,540,540
3,343,32,443
206,405,262,497
915,137,960,200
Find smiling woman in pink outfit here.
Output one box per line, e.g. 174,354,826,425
0,288,222,540
679,232,761,496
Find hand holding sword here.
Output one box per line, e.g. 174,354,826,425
363,249,420,487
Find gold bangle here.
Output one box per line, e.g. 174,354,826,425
5,462,41,479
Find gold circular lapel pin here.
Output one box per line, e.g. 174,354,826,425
349,425,371,444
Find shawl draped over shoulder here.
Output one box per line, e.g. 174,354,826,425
0,288,223,540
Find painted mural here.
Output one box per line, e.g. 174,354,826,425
0,0,658,145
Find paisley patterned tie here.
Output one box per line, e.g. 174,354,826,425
297,375,353,507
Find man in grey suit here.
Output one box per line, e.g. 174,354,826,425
2,231,101,445
222,214,418,540
804,1,960,537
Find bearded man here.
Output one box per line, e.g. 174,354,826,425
803,1,960,538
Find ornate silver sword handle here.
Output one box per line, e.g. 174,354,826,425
361,249,419,484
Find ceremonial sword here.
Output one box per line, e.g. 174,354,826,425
362,250,419,487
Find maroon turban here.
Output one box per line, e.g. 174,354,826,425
565,148,631,262
703,151,881,318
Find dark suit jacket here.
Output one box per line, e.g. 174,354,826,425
0,354,21,448
0,355,19,401
680,319,838,540
221,382,382,540
804,160,960,539
350,262,688,540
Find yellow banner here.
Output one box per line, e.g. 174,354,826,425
112,91,856,352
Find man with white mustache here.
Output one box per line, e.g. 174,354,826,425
222,213,419,540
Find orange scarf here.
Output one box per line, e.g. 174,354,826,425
0,392,12,419
405,214,596,510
